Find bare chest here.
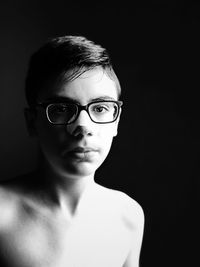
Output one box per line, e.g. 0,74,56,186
0,209,132,267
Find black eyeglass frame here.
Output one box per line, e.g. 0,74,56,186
36,100,123,125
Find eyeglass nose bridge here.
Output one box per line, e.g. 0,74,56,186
71,103,91,124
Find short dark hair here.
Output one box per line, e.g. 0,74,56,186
25,35,121,107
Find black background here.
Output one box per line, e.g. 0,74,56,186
0,1,199,266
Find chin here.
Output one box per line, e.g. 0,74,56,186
47,153,106,178
62,161,99,178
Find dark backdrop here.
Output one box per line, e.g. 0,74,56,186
0,1,199,266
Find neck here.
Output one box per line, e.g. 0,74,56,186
37,161,95,214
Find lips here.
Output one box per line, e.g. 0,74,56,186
67,146,98,160
71,147,97,153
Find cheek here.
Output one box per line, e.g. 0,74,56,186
97,123,117,139
37,130,59,160
35,120,64,156
97,125,116,153
36,114,67,143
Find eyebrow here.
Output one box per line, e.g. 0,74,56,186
43,96,78,103
42,95,117,103
89,96,117,102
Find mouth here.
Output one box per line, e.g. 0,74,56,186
67,147,99,160
71,147,98,153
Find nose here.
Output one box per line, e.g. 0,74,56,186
66,110,94,137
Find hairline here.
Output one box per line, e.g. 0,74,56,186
33,66,121,106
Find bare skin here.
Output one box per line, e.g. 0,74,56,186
0,68,144,267
0,173,144,267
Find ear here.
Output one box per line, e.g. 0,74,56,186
24,108,37,136
113,108,122,137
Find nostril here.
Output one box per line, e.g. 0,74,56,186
72,126,93,137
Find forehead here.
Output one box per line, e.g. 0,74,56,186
38,68,118,103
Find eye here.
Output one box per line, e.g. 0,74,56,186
53,104,68,113
93,104,109,113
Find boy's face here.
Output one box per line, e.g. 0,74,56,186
33,68,121,178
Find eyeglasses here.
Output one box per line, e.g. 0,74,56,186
36,100,123,125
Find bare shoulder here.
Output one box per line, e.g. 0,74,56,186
0,181,17,206
0,182,20,230
95,183,145,228
0,173,35,230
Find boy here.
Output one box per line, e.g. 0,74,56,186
0,35,144,267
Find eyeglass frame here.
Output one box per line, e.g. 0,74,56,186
35,100,123,125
